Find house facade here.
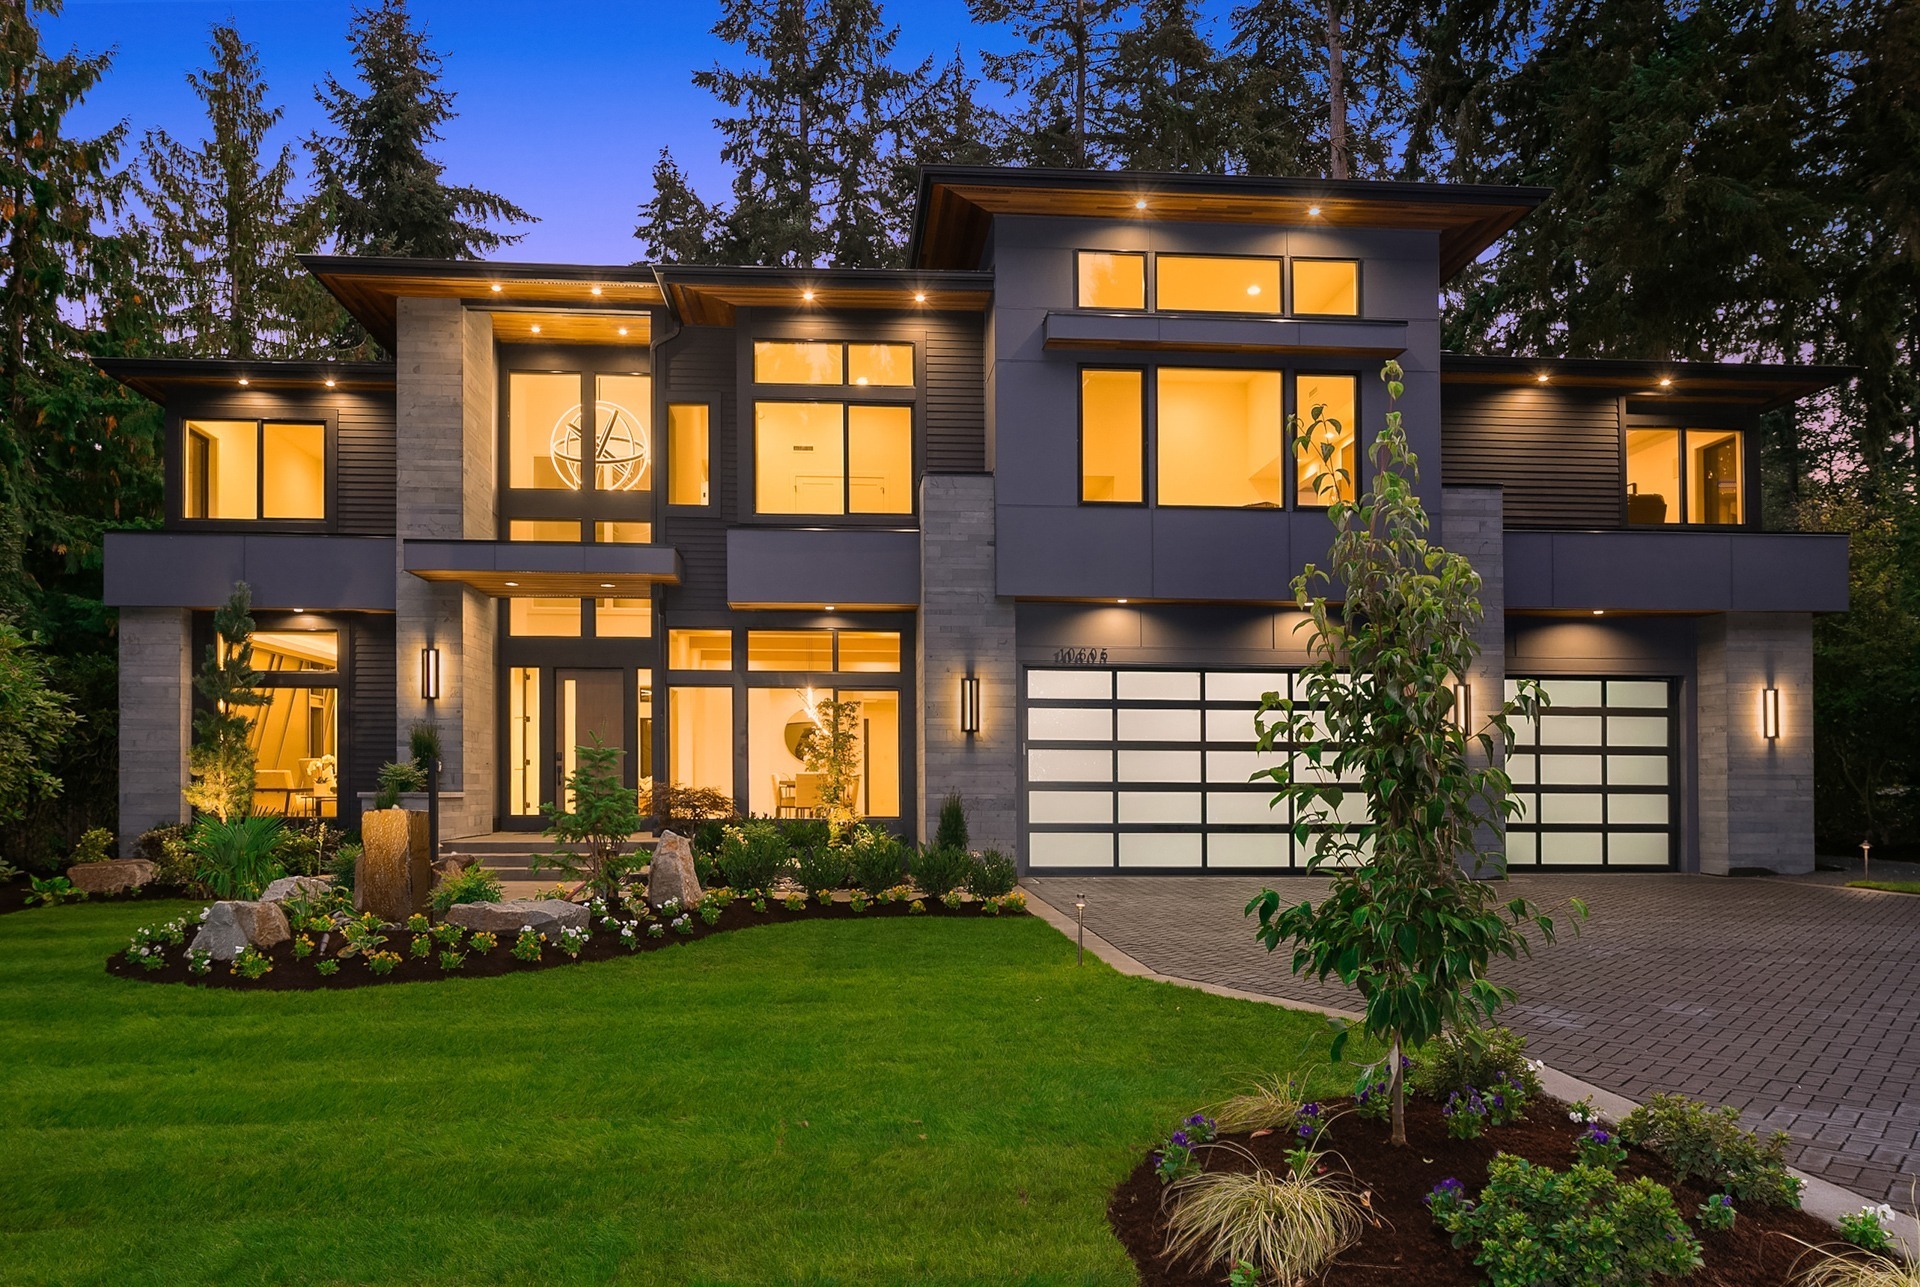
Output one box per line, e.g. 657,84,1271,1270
103,167,1849,875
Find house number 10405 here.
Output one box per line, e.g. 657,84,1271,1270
1052,647,1108,666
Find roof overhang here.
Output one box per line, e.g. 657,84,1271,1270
95,357,394,405
1441,354,1854,412
654,265,992,327
909,166,1549,278
301,256,665,351
403,539,681,596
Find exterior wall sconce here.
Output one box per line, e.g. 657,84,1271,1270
421,647,442,702
1761,685,1780,740
1452,681,1472,733
960,674,982,735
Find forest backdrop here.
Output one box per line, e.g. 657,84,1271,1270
0,0,1913,866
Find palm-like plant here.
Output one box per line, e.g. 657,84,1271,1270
189,814,286,899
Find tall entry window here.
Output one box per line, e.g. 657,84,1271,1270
1626,428,1744,525
183,419,326,521
240,629,340,818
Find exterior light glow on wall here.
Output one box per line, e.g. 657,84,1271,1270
1761,686,1780,740
421,647,442,702
1452,681,1472,733
960,674,982,735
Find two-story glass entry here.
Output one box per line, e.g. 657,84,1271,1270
1024,667,1678,871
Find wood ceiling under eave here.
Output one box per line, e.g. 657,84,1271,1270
663,280,993,327
313,269,665,349
488,310,653,346
915,182,1536,279
1440,366,1845,410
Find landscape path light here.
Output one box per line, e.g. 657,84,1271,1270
1075,892,1087,965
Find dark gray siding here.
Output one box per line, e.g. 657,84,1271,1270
1441,383,1621,529
657,325,736,610
925,313,986,472
345,614,395,830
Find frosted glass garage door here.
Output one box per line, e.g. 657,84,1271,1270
1505,677,1677,869
1024,667,1362,872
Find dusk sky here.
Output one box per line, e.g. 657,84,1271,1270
47,0,1009,264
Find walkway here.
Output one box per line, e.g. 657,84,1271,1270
1024,870,1920,1203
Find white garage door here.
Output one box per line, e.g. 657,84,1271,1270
1506,677,1677,869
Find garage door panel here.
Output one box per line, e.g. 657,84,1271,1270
1507,675,1676,870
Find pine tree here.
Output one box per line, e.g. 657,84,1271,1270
136,23,338,359
186,583,266,823
1224,0,1411,179
902,50,1007,169
307,0,533,259
634,148,723,264
968,0,1126,169
1101,0,1228,172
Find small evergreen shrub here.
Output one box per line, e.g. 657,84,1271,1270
374,760,426,809
1431,1154,1702,1287
328,840,362,892
848,828,909,895
910,844,974,898
716,820,792,891
795,843,851,892
134,824,195,887
968,848,1018,898
1411,1026,1543,1103
933,792,968,853
69,828,115,864
1617,1093,1802,1207
430,865,503,914
776,817,832,852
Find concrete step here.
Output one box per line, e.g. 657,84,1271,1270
442,833,656,881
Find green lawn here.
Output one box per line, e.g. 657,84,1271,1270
0,900,1349,1286
1847,879,1920,895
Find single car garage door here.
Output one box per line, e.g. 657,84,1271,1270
1505,677,1678,869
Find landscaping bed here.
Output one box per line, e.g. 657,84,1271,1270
106,889,1028,990
1110,1093,1845,1287
0,880,193,916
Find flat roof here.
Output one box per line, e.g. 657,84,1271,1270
654,264,993,326
95,357,394,405
910,166,1550,277
1441,353,1853,411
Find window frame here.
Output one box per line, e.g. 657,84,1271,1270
1153,252,1286,317
663,401,714,510
1077,364,1149,506
1073,250,1150,312
1152,365,1289,510
1286,257,1364,319
171,410,337,531
194,612,349,820
497,344,656,532
1289,368,1363,511
1621,418,1751,530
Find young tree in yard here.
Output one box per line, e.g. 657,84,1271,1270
1246,361,1583,1147
307,0,532,260
0,622,75,825
539,740,643,899
135,23,339,359
185,583,265,823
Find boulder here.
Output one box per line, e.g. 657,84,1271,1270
232,900,291,950
444,898,589,937
66,858,156,896
188,900,288,960
260,875,332,905
357,808,426,921
647,831,702,910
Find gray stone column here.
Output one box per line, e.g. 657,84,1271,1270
1696,612,1814,875
393,298,497,839
1441,486,1508,872
918,474,1017,855
118,607,192,853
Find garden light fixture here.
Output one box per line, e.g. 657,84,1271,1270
1075,893,1087,965
1761,685,1780,740
421,647,442,702
960,674,982,735
1862,839,1872,876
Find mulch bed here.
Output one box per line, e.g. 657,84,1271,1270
0,881,195,917
1110,1094,1845,1287
105,895,1025,990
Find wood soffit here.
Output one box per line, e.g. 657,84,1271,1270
661,280,993,327
302,257,665,349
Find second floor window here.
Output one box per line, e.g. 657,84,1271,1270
184,419,325,521
506,370,652,494
1626,428,1744,525
755,403,912,515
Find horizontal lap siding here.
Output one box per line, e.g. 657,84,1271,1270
1441,385,1622,529
335,393,397,535
660,327,736,610
925,314,986,473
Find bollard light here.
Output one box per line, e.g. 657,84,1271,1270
1075,892,1087,966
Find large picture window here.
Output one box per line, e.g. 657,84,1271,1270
240,629,340,819
505,369,652,494
754,402,912,515
183,419,325,521
1157,369,1283,507
1155,255,1282,315
1626,428,1744,525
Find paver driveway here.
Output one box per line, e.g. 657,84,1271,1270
1025,872,1920,1203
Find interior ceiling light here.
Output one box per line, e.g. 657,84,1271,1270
1246,284,1261,295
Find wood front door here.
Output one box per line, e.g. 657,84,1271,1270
556,669,627,806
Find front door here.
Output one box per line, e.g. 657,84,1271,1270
556,668,627,808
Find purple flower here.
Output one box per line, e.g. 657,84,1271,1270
1490,1094,1505,1108
1583,1125,1613,1146
1170,1130,1191,1149
1426,1177,1466,1207
1297,1122,1316,1139
1299,1102,1322,1119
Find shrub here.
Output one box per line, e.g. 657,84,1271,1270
1434,1154,1702,1287
1443,1090,1489,1140
25,874,81,906
431,865,503,914
231,944,272,980
538,741,644,898
1411,1026,1543,1102
1698,1193,1737,1232
328,840,362,892
849,828,908,895
408,722,441,773
373,760,426,810
185,585,264,822
776,817,832,852
716,820,792,891
1162,1146,1364,1284
910,844,974,898
642,781,737,826
189,815,287,900
1211,1074,1304,1134
135,824,195,887
1616,1092,1802,1207
934,792,968,852
794,842,851,892
966,848,1017,898
69,827,115,864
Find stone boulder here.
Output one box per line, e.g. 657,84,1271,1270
66,858,155,896
444,898,589,938
189,900,290,961
260,875,332,905
646,831,702,911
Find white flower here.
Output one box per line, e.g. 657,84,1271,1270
1868,1203,1896,1224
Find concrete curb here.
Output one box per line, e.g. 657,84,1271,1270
1021,884,1919,1257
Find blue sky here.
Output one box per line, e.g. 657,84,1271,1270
47,0,1003,264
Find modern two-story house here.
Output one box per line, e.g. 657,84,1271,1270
103,166,1849,876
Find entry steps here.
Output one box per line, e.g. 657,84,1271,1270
444,832,657,881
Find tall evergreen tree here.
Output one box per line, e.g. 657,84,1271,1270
1224,0,1412,179
1101,0,1230,172
967,0,1126,168
307,0,532,259
135,23,338,359
902,50,1007,169
634,148,723,264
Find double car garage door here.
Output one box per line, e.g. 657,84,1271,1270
1024,667,1676,872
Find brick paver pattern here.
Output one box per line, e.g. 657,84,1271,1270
1025,872,1920,1203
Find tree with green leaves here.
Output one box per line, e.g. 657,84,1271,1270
968,0,1126,168
539,740,643,899
135,23,339,359
307,0,532,260
0,621,75,827
1246,362,1582,1146
185,583,265,823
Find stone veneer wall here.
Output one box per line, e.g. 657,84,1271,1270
117,607,193,855
917,474,1017,854
1440,486,1507,870
1696,612,1815,875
